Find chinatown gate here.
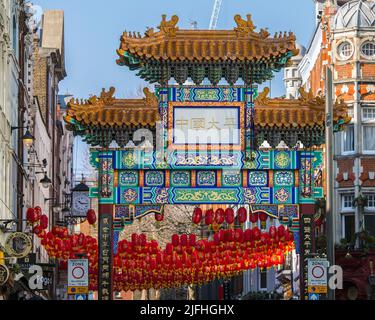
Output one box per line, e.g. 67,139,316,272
64,14,350,300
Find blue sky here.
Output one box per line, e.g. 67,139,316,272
32,0,316,176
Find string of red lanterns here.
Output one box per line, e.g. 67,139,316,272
28,206,295,292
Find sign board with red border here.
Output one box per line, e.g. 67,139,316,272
308,258,329,288
68,259,89,288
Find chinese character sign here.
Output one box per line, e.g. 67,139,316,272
98,212,113,300
172,106,241,147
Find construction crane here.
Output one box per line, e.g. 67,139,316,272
209,0,223,30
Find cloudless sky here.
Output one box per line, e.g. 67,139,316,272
32,0,316,177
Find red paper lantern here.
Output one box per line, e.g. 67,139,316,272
86,209,97,225
259,212,268,229
278,225,286,238
192,207,203,225
225,208,235,224
180,234,188,246
172,234,179,247
214,208,225,224
249,211,258,224
237,207,247,224
269,226,276,239
205,209,214,225
26,207,38,223
39,214,49,229
253,227,261,241
155,213,164,222
34,206,42,221
189,234,196,247
33,225,43,235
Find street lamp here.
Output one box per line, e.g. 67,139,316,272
39,174,52,188
11,126,35,147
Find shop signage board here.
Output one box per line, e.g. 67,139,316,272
18,253,37,270
4,232,32,258
68,259,89,288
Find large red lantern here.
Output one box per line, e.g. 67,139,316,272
86,209,97,225
192,207,203,225
237,207,247,224
225,208,235,224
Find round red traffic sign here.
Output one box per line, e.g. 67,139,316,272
311,265,325,279
72,266,85,279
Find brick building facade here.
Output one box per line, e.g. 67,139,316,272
298,0,375,246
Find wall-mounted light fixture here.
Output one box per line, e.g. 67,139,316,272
35,172,52,188
11,126,35,147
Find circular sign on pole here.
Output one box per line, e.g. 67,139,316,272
5,232,32,258
0,264,10,286
72,266,85,280
312,265,325,279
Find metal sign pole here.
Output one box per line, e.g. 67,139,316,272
325,67,335,300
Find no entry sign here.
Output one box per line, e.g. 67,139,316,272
68,259,89,288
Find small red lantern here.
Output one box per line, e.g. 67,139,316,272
86,209,97,225
192,207,203,225
237,207,247,224
171,234,180,247
33,225,43,235
34,206,42,221
189,234,196,247
258,212,268,230
278,225,285,238
225,208,235,224
26,207,38,223
214,208,225,224
39,214,49,229
205,209,214,226
249,211,258,224
155,212,164,223
269,226,277,239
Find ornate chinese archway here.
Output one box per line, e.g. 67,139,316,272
63,14,350,300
